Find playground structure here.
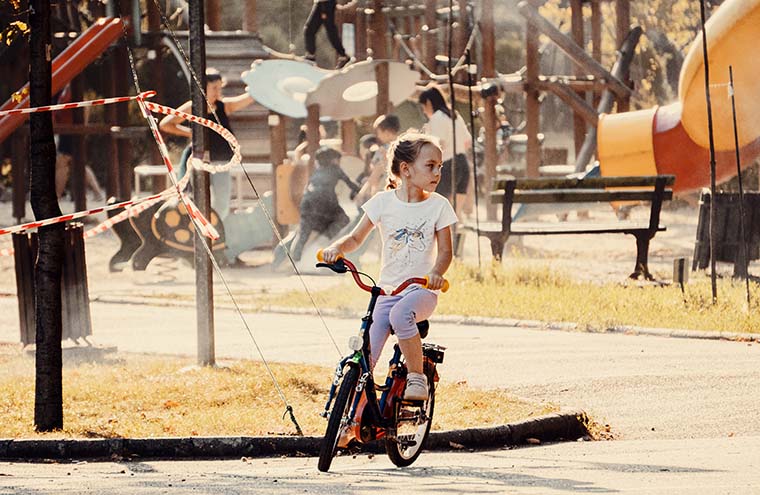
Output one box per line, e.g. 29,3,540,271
597,0,760,193
2,0,760,259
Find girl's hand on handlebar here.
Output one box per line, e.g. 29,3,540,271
424,272,446,291
319,247,344,264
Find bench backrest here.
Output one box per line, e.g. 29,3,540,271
492,174,675,234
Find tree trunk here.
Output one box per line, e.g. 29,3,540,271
30,0,64,432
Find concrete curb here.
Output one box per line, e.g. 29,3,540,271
0,411,587,461
90,295,760,343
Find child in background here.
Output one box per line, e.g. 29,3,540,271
292,146,360,261
303,0,352,69
321,132,456,400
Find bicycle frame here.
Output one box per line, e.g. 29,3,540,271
321,284,396,446
317,255,446,447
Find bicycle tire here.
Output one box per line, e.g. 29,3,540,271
385,381,435,467
317,365,360,472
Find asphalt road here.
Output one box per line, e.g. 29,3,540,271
2,299,759,493
2,436,759,494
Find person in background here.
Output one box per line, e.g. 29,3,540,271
159,68,254,220
418,86,472,217
53,84,105,203
354,114,400,205
291,146,360,261
303,0,352,69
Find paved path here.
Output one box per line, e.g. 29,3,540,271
2,436,759,494
2,297,759,441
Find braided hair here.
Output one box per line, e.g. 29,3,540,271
385,132,441,190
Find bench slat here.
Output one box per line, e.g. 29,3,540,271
490,189,674,203
464,221,666,235
493,174,676,190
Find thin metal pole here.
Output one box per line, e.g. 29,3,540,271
728,65,751,307
447,0,457,211
699,0,718,304
189,0,215,366
465,48,481,269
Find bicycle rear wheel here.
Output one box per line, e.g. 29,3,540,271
385,381,435,467
318,365,359,472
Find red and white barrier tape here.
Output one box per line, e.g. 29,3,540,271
83,172,191,239
140,100,242,175
0,188,177,237
0,90,244,255
136,95,220,241
0,91,157,117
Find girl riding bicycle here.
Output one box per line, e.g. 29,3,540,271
321,132,457,401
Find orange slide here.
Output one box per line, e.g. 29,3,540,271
0,17,124,144
597,0,760,193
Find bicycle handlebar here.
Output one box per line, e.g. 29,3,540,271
316,250,450,295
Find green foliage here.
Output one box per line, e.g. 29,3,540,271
538,0,728,108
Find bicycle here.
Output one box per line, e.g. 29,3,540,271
315,251,449,472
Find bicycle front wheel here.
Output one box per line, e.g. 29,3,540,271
385,381,435,467
318,365,359,472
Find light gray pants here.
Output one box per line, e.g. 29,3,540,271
369,287,438,367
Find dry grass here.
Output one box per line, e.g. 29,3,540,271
254,261,760,333
0,345,556,439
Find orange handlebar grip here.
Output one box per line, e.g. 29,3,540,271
316,249,325,262
423,276,450,293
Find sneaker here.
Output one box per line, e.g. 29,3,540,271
404,372,428,401
335,55,351,70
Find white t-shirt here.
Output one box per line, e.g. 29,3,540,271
423,110,471,162
362,190,458,291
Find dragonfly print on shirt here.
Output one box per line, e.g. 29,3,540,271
388,220,428,264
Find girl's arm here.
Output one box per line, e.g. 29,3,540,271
321,214,374,263
159,100,193,138
426,226,453,290
222,93,255,114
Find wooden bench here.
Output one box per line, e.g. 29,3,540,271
465,175,675,280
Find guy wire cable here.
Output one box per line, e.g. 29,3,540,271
117,0,304,434
728,65,751,308
149,0,344,358
447,0,458,212
465,47,482,269
698,0,718,303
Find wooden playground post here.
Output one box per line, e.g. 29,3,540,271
371,1,390,116
70,78,87,211
355,3,368,61
371,0,388,59
423,0,437,75
306,104,320,176
146,2,165,187
376,61,391,116
341,120,358,155
243,0,258,32
570,0,585,156
11,131,27,221
104,61,119,200
525,14,541,178
591,0,602,107
114,0,133,200
616,0,631,112
453,0,468,82
269,112,287,234
481,0,498,219
206,0,221,31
